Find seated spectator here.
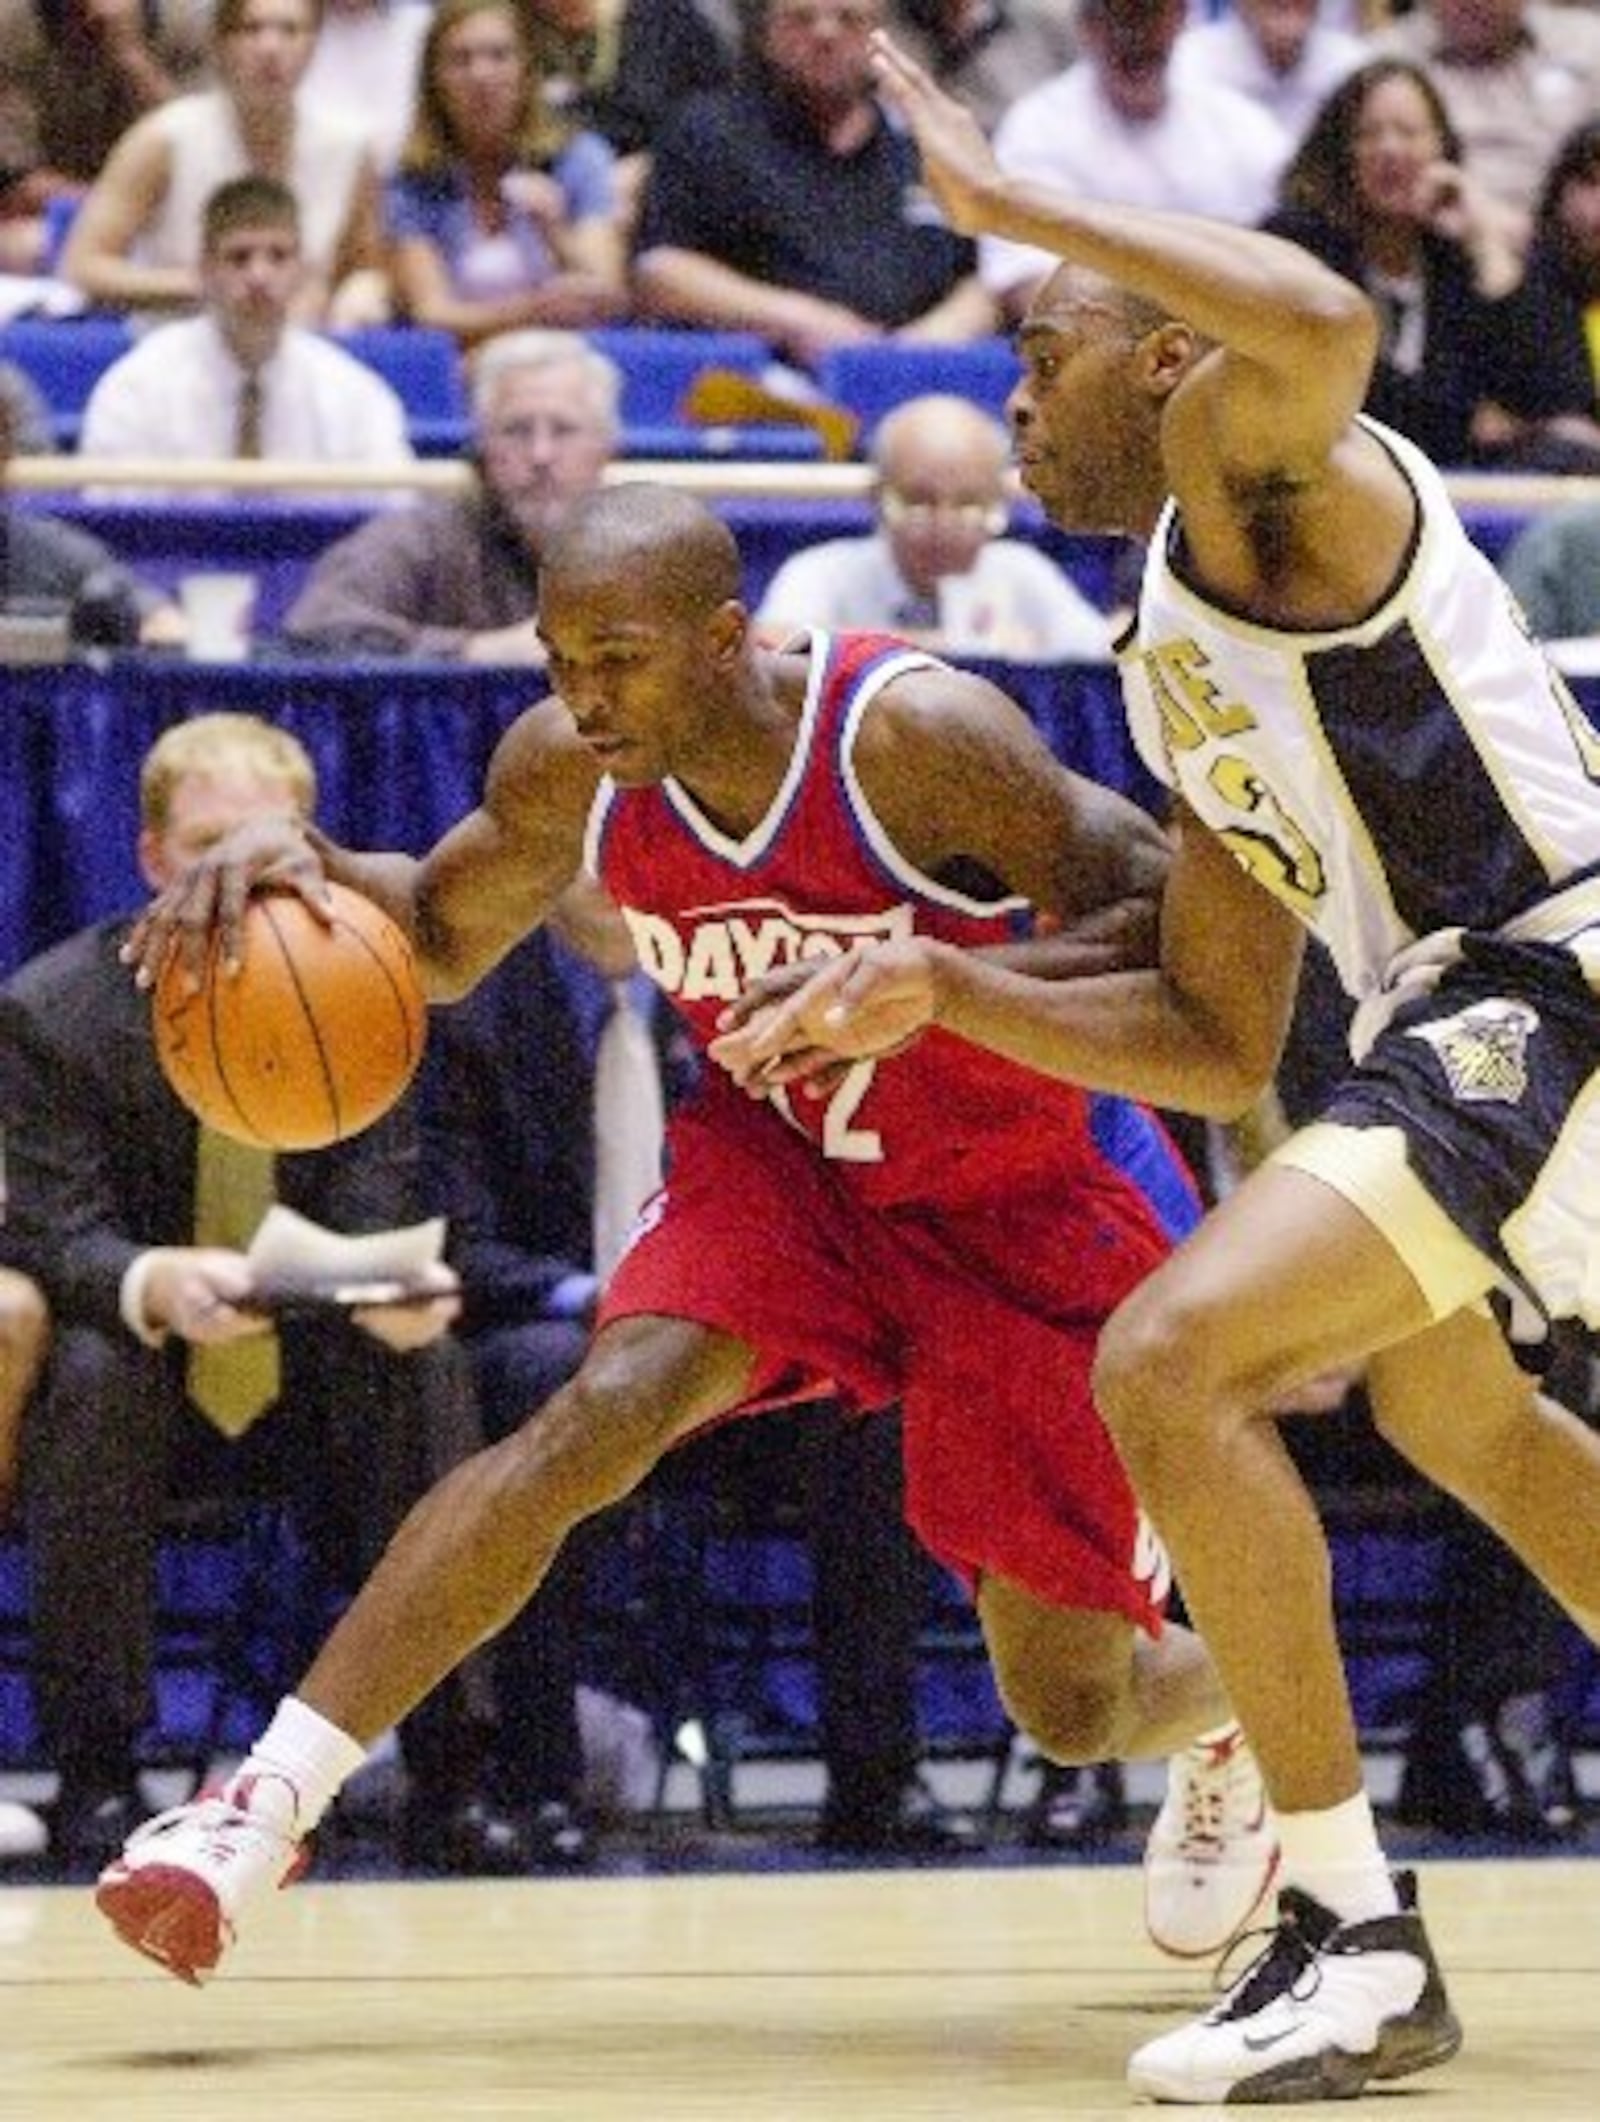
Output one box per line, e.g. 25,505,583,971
61,0,388,329
886,1,1082,136
1498,501,1600,653
0,712,534,1877
1261,59,1560,468
0,390,182,647
0,0,211,276
1376,0,1600,252
522,0,742,232
386,0,628,349
980,0,1287,323
79,174,414,500
1177,0,1366,159
632,0,995,377
756,393,1110,661
1496,119,1600,473
300,0,432,175
285,327,616,660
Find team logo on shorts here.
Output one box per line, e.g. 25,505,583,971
1405,998,1539,1105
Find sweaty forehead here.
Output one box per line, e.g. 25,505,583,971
1022,267,1158,349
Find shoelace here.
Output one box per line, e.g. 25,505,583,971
1209,1899,1326,2020
121,1792,290,1863
1177,1742,1247,1856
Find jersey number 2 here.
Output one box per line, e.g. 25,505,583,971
771,1060,883,1162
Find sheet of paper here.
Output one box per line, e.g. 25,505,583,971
247,1204,446,1295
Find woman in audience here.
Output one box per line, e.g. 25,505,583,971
60,0,387,327
385,0,628,349
1260,58,1556,468
1506,119,1600,472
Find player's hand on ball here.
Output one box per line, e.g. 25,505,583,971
123,815,331,991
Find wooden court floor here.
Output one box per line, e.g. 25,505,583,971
3,1856,1596,2119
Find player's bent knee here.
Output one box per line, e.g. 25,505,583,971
993,1667,1132,1765
1092,1288,1201,1454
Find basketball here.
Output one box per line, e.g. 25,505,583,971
153,884,428,1150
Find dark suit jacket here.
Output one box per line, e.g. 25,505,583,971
421,929,598,1336
0,916,430,1332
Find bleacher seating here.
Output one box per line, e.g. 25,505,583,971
0,315,135,449
815,337,1022,439
330,325,470,457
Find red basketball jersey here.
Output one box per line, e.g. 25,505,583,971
585,630,1120,1215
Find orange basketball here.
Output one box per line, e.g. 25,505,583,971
153,884,428,1150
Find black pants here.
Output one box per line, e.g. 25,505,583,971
24,1318,493,1800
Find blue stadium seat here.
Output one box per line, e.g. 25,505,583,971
328,325,471,457
814,338,1022,442
0,316,135,448
585,326,772,427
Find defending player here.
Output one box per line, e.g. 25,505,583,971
712,30,1600,2105
97,484,1275,2005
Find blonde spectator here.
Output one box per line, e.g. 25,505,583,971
60,0,388,327
385,0,628,349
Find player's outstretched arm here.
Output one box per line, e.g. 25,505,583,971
869,29,1377,467
717,806,1304,1121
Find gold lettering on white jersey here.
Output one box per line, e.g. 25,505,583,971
1144,638,1256,752
1208,753,1328,917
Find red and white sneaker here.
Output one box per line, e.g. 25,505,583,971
1144,1725,1279,1959
95,1770,310,1986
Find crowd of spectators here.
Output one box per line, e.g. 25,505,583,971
2,0,1600,1874
3,0,1600,476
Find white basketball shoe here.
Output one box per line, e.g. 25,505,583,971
95,1769,310,1986
1127,1869,1462,2103
1144,1724,1278,1959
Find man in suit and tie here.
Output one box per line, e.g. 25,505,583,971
0,712,529,1875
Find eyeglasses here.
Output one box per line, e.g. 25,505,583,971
879,491,1008,535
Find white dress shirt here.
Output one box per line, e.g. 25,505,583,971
980,62,1289,302
80,314,415,501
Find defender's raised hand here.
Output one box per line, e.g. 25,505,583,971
868,30,1001,238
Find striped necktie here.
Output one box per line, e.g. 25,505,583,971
235,369,265,460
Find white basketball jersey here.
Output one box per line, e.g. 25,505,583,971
1120,418,1600,1014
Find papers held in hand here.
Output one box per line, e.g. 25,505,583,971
246,1204,449,1315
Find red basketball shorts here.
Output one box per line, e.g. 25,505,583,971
601,1089,1175,1633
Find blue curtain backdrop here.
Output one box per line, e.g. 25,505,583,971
0,654,1158,976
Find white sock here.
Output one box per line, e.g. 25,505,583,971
1276,1790,1399,1926
241,1696,369,1833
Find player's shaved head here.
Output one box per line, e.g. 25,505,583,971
1029,263,1173,346
543,484,743,619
